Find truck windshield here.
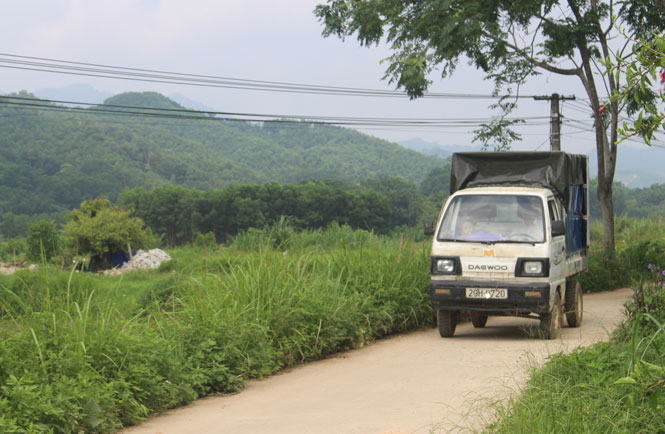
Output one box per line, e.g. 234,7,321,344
437,195,545,243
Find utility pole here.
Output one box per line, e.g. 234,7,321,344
533,93,575,151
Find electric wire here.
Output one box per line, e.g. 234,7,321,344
0,52,540,99
0,95,551,129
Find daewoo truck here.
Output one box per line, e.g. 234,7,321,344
424,152,589,339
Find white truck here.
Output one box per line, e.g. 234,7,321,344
424,152,589,339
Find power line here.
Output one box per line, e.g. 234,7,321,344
0,95,551,129
0,52,540,100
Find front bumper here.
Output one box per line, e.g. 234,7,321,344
430,280,551,315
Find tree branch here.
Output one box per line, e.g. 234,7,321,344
497,36,582,76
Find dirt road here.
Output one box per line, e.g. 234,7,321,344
122,288,632,434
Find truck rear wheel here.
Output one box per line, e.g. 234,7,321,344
565,280,583,327
539,292,561,339
437,310,457,337
471,313,488,328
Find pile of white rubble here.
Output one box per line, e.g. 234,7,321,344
106,249,171,275
121,249,171,270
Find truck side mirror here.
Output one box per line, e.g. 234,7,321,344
551,220,565,237
424,220,435,236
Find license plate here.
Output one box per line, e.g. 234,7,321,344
466,288,508,299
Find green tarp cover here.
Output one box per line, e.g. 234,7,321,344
450,151,588,205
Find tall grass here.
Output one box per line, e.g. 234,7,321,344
486,217,665,433
0,225,432,432
232,219,377,252
576,218,665,292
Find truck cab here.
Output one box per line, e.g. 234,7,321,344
426,152,589,339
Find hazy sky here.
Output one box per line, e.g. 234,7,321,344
0,0,657,154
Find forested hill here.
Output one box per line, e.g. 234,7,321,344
0,91,443,217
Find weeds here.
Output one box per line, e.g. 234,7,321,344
576,219,665,292
487,255,665,433
0,226,431,432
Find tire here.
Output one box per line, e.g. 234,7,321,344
471,313,488,328
539,292,562,339
565,280,583,327
437,310,457,337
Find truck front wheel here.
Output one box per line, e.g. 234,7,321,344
565,280,583,327
471,313,488,328
539,292,562,339
437,310,457,337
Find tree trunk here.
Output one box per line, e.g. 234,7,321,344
593,118,616,252
597,180,615,252
575,36,617,253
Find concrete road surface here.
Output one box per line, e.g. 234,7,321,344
121,288,632,434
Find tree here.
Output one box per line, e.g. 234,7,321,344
64,198,147,269
419,163,452,202
609,30,665,145
0,213,29,239
26,220,61,261
360,177,425,228
315,0,665,251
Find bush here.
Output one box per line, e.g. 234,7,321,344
576,238,665,293
64,198,147,260
0,238,26,262
26,220,61,262
193,232,217,250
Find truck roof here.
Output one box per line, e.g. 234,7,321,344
450,151,588,204
451,186,554,198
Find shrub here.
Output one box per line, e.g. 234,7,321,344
0,238,26,262
193,232,217,250
64,198,147,262
26,220,61,262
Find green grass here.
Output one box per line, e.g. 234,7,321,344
0,225,432,433
485,218,665,433
486,339,665,433
5,218,664,433
576,219,665,293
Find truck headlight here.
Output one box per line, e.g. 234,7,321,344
437,259,455,273
523,261,542,274
431,256,460,275
515,258,549,277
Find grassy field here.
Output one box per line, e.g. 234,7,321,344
3,218,665,433
0,224,432,433
485,218,665,433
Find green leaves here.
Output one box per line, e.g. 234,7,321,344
64,197,147,258
82,398,102,428
609,28,665,145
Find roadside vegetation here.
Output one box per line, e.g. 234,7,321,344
2,202,664,432
0,223,432,433
485,218,665,433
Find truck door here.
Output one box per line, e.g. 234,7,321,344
548,198,566,281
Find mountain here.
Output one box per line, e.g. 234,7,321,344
34,83,113,105
104,91,186,109
400,137,665,189
398,138,479,159
0,91,444,217
33,83,216,112
588,145,665,188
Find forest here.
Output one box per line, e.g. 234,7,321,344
2,90,665,247
0,91,441,220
